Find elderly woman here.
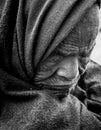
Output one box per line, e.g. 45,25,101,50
0,0,101,129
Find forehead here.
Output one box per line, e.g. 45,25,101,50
56,10,99,56
56,43,94,57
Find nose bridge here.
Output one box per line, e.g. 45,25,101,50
57,56,79,79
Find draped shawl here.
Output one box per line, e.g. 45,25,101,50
0,0,100,95
0,0,101,130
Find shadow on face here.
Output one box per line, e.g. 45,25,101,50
35,4,100,90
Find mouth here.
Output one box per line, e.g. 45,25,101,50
35,75,80,93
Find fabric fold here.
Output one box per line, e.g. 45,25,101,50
0,1,101,129
0,0,100,81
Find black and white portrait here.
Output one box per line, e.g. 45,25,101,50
0,0,101,130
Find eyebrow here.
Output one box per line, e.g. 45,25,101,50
55,44,79,56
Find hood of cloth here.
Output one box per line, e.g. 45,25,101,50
0,0,100,95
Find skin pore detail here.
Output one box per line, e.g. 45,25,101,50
34,44,94,90
34,4,99,94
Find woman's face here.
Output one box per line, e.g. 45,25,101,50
35,44,93,92
35,4,99,92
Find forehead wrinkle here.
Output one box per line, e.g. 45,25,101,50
56,41,95,57
56,44,79,56
57,4,99,53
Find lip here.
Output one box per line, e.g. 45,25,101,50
35,72,80,92
37,75,80,91
44,81,76,90
47,74,80,85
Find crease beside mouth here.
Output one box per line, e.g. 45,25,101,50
36,75,80,93
36,74,80,85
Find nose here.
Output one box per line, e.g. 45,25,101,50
57,56,79,80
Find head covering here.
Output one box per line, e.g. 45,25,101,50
0,0,100,95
